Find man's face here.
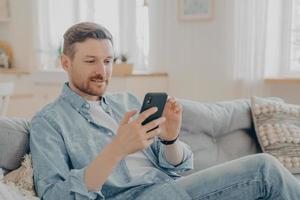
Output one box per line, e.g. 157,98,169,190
61,38,114,101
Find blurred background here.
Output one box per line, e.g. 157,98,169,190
0,0,300,118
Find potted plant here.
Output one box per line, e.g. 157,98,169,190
112,53,133,76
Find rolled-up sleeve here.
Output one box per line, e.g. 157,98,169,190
152,138,194,173
30,115,104,200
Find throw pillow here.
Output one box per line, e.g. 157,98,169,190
251,96,300,174
3,154,38,200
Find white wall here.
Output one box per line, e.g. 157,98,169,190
148,0,237,101
268,84,300,104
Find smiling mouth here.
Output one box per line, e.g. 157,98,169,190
91,79,105,83
91,79,106,86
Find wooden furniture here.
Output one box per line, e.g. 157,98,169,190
0,69,168,118
265,77,300,84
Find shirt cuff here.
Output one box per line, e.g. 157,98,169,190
158,140,194,173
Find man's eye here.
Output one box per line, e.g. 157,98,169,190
85,60,94,63
105,60,112,65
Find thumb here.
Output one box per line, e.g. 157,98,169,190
120,110,137,125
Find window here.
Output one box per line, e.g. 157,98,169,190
290,0,300,72
36,0,149,70
136,0,150,68
264,0,300,77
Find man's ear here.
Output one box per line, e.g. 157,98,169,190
61,54,71,71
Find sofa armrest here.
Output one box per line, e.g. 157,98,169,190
0,117,30,171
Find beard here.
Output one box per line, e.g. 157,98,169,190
72,74,109,97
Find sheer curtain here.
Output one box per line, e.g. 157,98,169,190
35,0,149,70
233,0,270,98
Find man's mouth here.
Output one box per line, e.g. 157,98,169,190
91,79,105,82
91,79,106,85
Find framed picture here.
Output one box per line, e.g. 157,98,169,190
0,0,10,21
178,0,214,21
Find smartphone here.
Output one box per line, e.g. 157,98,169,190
140,92,168,131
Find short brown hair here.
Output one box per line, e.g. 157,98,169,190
63,22,113,59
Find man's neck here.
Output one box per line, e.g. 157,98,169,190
68,82,101,101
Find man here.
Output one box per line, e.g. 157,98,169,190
30,22,300,200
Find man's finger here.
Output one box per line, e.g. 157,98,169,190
175,103,183,113
120,110,137,125
136,107,158,124
142,117,166,132
168,96,176,103
146,128,162,140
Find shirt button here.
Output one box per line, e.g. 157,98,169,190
212,137,217,143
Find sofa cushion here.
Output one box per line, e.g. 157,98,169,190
3,154,37,199
295,174,300,182
251,96,300,174
0,117,30,171
178,99,260,175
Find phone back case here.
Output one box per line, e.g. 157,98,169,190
140,92,168,126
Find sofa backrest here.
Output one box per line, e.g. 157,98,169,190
178,99,261,175
0,99,261,175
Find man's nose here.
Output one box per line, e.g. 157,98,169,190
96,62,106,76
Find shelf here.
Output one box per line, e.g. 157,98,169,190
0,18,10,22
11,93,34,99
113,70,168,77
264,77,300,84
30,69,168,84
0,68,33,74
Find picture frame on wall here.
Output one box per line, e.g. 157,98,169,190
0,0,10,21
178,0,214,21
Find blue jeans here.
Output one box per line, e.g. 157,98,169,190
175,153,300,200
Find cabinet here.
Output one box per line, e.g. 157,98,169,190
1,69,168,118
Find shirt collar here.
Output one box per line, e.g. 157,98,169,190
60,82,108,111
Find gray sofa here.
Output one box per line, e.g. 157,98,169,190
1,98,299,182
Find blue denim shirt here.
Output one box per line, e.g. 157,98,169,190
30,83,193,200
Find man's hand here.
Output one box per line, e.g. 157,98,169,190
112,107,166,158
159,96,183,141
85,107,166,192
